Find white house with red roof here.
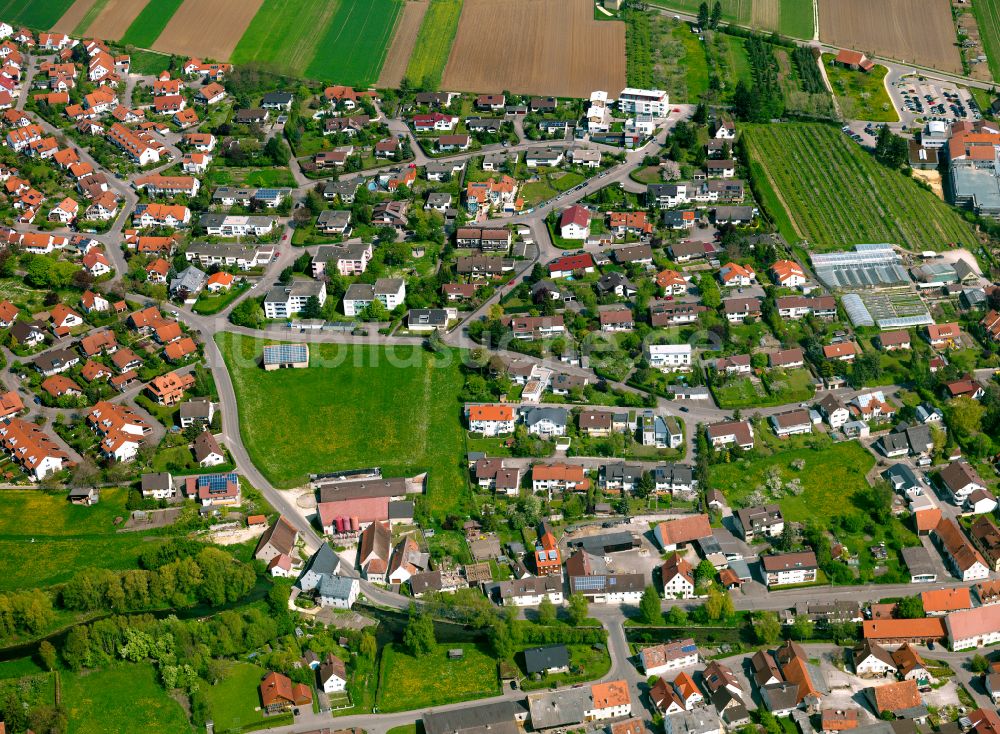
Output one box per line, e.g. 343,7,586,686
560,205,591,240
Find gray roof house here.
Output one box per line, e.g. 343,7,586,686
523,644,570,675
522,407,569,437
169,265,207,297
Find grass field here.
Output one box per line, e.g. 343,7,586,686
743,123,976,250
0,0,78,28
779,0,814,39
821,54,897,122
232,0,341,77
217,334,470,515
63,663,192,733
404,0,463,89
676,24,710,100
0,488,167,591
710,437,875,522
306,0,402,84
713,368,815,410
973,0,1000,80
128,49,174,76
120,0,185,47
202,661,275,731
376,643,500,712
649,0,752,25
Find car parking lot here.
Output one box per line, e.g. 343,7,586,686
893,77,980,125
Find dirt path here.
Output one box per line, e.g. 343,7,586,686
377,0,429,88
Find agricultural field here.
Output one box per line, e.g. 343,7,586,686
0,488,169,592
743,123,976,250
973,0,1000,80
51,0,99,34
119,0,186,47
231,0,402,84
152,0,267,61
402,0,464,89
377,0,430,88
63,663,192,734
1,0,77,28
441,0,625,98
818,0,962,73
648,0,813,37
821,54,897,122
217,334,470,516
304,0,401,84
376,643,501,712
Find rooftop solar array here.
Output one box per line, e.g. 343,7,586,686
262,343,309,365
198,472,239,491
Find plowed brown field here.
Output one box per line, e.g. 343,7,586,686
377,0,428,88
441,0,626,98
152,0,265,59
51,0,98,33
818,0,961,73
87,0,152,40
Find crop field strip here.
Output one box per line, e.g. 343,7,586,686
647,0,813,37
377,0,430,88
442,0,626,98
304,0,402,84
231,0,343,77
743,123,975,250
402,0,463,89
50,0,98,34
82,0,159,42
973,0,1000,80
152,0,267,60
818,0,962,73
2,0,78,28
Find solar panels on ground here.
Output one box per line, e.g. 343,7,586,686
262,343,308,365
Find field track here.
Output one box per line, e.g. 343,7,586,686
50,0,98,33
152,0,265,59
377,0,428,88
86,0,152,40
818,0,961,73
441,0,626,98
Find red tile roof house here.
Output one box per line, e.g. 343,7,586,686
548,252,594,278
823,341,860,362
259,671,312,713
654,514,712,551
834,48,875,72
926,322,960,348
559,205,591,240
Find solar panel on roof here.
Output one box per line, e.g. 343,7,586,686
263,344,308,364
198,472,238,491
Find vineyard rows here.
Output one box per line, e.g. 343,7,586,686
743,124,975,251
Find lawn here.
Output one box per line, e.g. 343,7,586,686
676,24,710,100
821,55,898,122
305,0,403,84
712,376,765,408
63,663,192,734
206,167,297,188
217,334,470,516
376,643,500,712
973,0,1000,81
404,0,463,89
0,0,77,28
743,123,975,250
127,49,174,76
120,0,186,46
778,0,814,39
0,488,168,591
202,660,285,732
710,436,875,523
193,282,250,315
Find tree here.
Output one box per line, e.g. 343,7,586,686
754,611,782,645
710,1,722,28
790,614,814,640
360,630,377,661
695,559,717,587
703,587,734,621
38,640,57,671
230,298,265,329
946,396,986,443
697,1,710,28
491,617,515,660
566,593,589,626
971,653,990,674
896,595,924,619
640,585,662,625
699,273,722,309
537,596,557,625
402,605,435,656
665,606,688,625
300,295,323,319
62,625,90,671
